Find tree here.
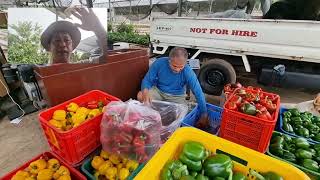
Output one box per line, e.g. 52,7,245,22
8,21,49,64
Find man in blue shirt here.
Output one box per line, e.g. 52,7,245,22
137,47,209,127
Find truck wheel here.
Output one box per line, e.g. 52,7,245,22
198,58,236,95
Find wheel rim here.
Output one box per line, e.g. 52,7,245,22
206,69,225,87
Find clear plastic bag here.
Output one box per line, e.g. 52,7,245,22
100,100,162,162
150,100,188,143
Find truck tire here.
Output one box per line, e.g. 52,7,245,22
198,58,236,95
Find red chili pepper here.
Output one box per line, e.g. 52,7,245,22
118,133,133,144
256,110,272,120
229,95,242,105
87,100,98,109
133,135,146,147
225,102,238,111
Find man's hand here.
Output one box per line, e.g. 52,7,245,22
70,8,103,33
195,114,210,130
137,89,152,104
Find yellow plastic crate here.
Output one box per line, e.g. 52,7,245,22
135,127,310,180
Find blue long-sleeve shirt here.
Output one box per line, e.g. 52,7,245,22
141,57,207,114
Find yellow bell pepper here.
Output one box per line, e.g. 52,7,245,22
116,163,124,171
98,161,112,174
126,160,139,172
48,158,60,171
53,165,70,179
100,150,109,160
49,119,63,130
105,167,117,180
94,171,104,180
66,102,79,112
25,177,36,180
66,112,74,120
28,159,47,174
53,110,66,121
109,154,120,165
87,109,101,119
76,107,90,116
37,169,54,180
118,168,130,180
121,157,128,164
72,113,86,127
91,156,104,170
12,170,30,180
57,175,71,180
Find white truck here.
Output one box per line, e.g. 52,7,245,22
150,17,320,95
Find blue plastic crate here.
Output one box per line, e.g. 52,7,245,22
181,103,222,135
279,107,320,144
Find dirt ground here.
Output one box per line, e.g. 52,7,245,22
0,79,318,177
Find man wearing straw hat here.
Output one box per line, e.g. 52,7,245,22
41,8,107,64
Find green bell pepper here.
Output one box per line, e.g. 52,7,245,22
282,122,294,133
213,177,225,180
232,172,247,180
283,111,292,118
240,103,257,115
294,137,310,149
313,144,320,152
172,165,189,179
282,150,296,163
312,134,320,142
302,159,319,172
297,127,310,138
180,175,196,180
182,141,206,161
250,170,283,180
282,117,290,124
308,124,320,134
179,154,202,172
161,160,186,180
270,136,284,156
312,116,320,123
195,174,209,180
190,171,198,177
289,108,300,117
203,154,233,179
295,149,313,159
292,117,303,126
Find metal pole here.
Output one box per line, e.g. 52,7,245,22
178,0,182,16
108,0,111,21
86,0,93,8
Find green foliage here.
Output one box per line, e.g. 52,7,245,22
108,32,149,46
108,23,113,32
8,21,49,64
116,22,135,34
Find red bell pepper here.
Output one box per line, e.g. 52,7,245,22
229,95,242,105
224,84,232,93
225,102,238,111
256,110,272,120
255,104,267,112
237,88,247,96
260,98,277,112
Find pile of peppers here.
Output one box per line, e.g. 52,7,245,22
269,132,320,173
161,141,250,180
224,87,278,121
282,108,320,142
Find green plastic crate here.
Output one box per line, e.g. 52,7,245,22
81,155,145,180
267,132,320,179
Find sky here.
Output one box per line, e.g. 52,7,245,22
8,8,108,40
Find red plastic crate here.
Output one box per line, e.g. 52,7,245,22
39,90,120,166
1,151,86,180
220,88,280,153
